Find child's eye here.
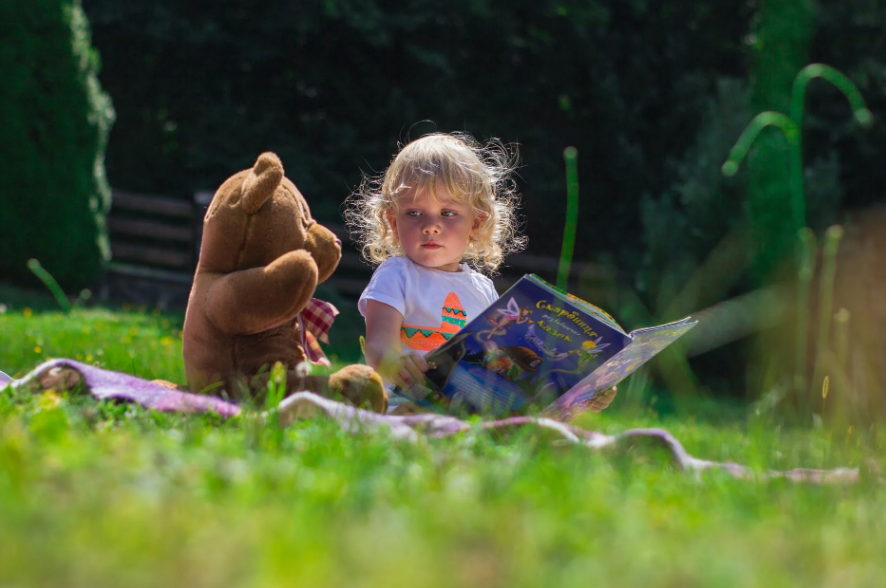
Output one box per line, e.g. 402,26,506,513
406,210,422,217
441,210,457,217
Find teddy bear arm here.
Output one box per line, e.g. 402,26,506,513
300,366,388,414
205,251,319,336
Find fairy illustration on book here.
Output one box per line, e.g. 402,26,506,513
485,297,534,340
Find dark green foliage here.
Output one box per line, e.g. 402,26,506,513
66,1,886,275
53,2,885,331
637,1,886,305
639,78,752,311
745,0,815,285
809,1,886,213
639,77,846,311
80,0,749,261
0,0,115,290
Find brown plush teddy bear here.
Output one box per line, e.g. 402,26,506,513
182,152,387,412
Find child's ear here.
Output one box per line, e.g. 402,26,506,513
471,213,488,237
385,210,399,238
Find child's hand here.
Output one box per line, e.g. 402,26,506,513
391,352,431,390
586,386,617,413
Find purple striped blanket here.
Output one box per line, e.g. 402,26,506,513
6,359,859,485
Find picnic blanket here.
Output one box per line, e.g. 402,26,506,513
6,359,859,485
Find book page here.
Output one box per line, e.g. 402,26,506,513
628,316,698,338
527,274,626,335
540,317,698,421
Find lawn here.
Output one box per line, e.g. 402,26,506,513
1,286,885,588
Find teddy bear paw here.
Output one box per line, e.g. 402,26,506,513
327,364,388,414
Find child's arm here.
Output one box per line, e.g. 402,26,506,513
363,300,430,389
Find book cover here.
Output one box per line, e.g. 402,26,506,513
394,275,697,420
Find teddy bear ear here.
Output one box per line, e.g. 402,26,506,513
240,152,284,214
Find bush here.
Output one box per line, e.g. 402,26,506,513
639,77,845,313
74,2,886,275
80,0,749,262
0,0,115,290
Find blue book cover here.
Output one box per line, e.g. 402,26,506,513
393,275,697,420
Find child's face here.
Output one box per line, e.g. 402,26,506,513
386,187,482,272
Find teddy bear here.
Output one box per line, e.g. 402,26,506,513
181,152,387,412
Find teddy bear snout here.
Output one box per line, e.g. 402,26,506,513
304,222,342,283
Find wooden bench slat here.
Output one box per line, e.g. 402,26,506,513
107,218,194,242
111,243,193,269
503,253,606,278
336,250,373,271
106,262,194,285
324,222,358,242
111,190,194,218
324,276,371,296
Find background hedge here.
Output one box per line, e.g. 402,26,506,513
4,0,885,301
79,1,750,260
0,0,114,290
78,0,884,287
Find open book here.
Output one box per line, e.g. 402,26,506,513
393,274,697,421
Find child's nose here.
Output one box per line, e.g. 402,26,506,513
421,218,441,233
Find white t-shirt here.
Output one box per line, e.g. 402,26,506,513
358,256,498,408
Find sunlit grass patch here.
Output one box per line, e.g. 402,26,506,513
1,384,885,587
0,303,186,383
1,285,886,586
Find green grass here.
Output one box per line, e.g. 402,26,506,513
2,289,886,587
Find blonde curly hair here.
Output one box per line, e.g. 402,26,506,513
345,132,526,274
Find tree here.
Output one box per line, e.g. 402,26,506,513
0,0,115,290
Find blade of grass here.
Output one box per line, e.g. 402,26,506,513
556,147,579,292
26,259,71,313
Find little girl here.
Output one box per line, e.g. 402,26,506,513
346,132,616,413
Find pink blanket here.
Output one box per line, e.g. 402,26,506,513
7,359,859,485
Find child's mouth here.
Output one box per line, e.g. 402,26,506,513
422,242,442,249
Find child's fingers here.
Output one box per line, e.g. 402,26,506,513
411,353,430,372
587,386,617,413
402,355,426,385
393,368,410,390
587,400,607,413
392,355,425,389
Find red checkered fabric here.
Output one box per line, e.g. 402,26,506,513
299,298,339,366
